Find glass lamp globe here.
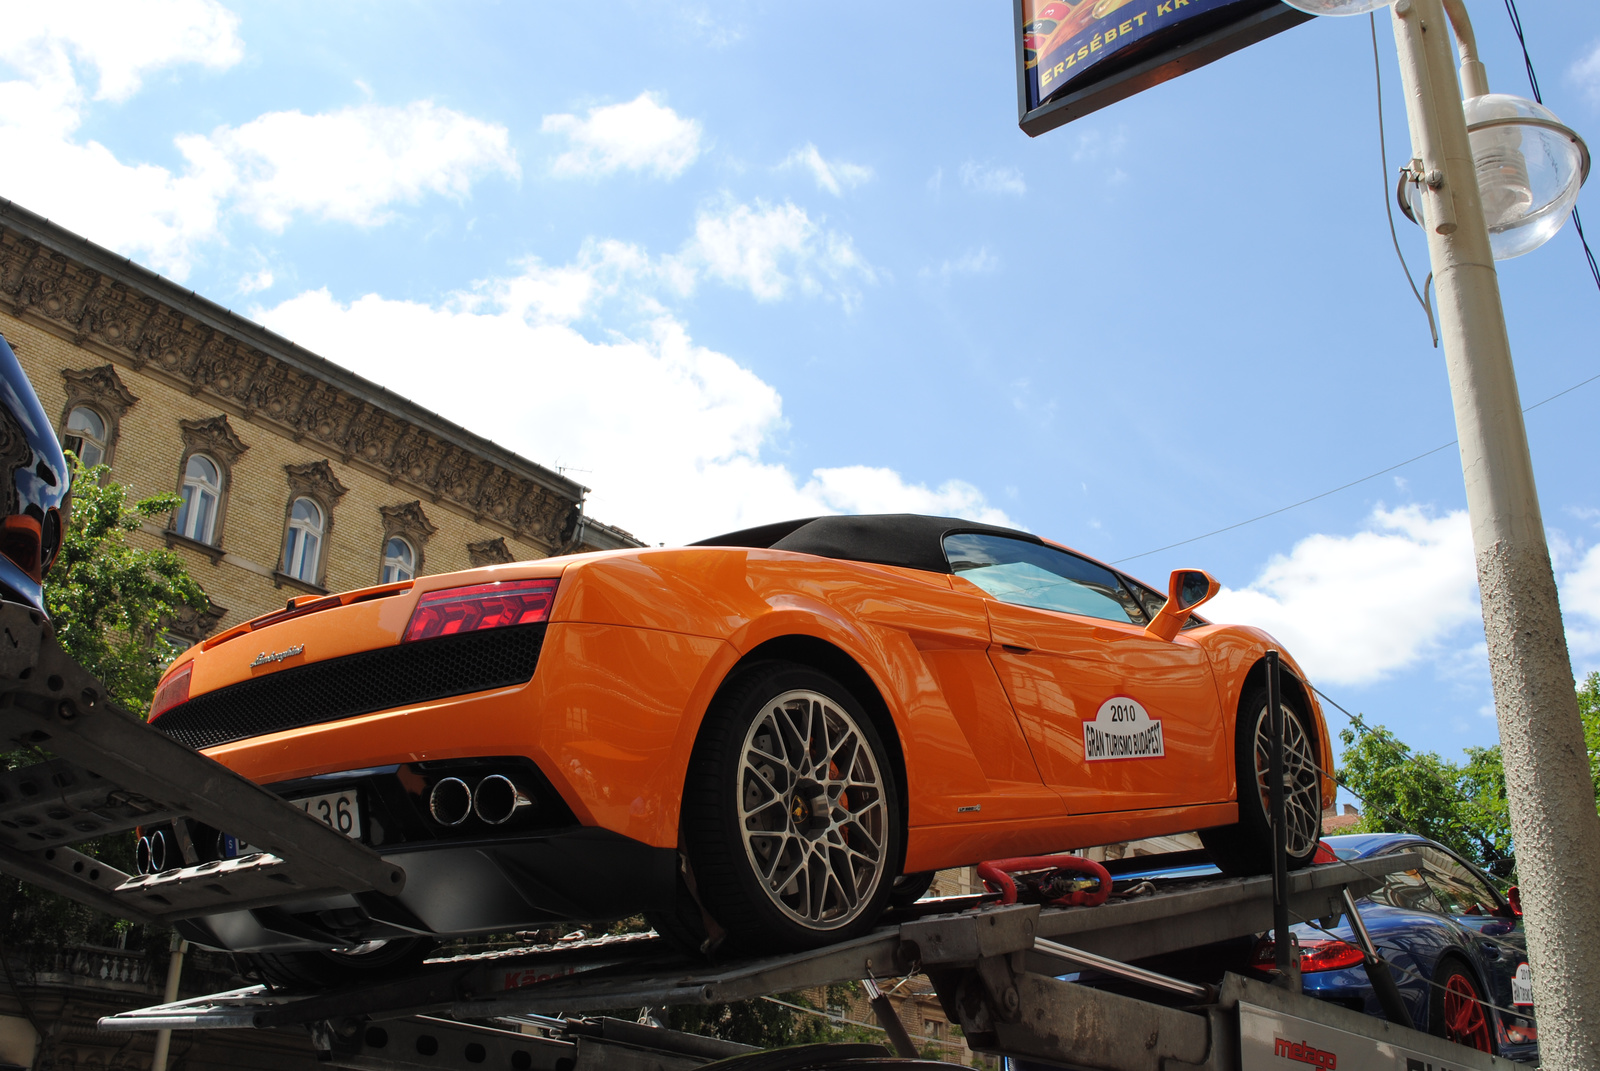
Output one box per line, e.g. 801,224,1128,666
1280,0,1391,15
1464,93,1590,259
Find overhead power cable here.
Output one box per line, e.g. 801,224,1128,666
1502,0,1600,297
1112,367,1600,564
1115,2,1596,568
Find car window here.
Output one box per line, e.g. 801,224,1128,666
1418,846,1501,917
1123,574,1207,632
1125,578,1167,622
944,533,1143,625
1366,867,1445,914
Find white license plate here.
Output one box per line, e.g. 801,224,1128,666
296,789,362,839
1513,962,1534,1007
222,790,362,859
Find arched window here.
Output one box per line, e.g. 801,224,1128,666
174,454,222,544
381,536,415,584
63,407,108,467
283,498,325,583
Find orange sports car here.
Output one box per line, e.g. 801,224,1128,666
146,514,1333,984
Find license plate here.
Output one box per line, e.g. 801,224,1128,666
296,789,362,840
1513,962,1534,1007
224,789,363,859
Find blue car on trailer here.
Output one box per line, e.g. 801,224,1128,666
1268,832,1536,1061
1010,833,1536,1067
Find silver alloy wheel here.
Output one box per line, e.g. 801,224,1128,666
1251,703,1323,858
737,688,889,930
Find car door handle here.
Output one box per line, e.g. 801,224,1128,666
1000,644,1032,655
1479,942,1502,958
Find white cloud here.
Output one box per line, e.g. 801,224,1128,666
542,92,702,179
679,7,743,48
1072,127,1127,162
801,467,1014,527
921,247,999,281
237,268,274,294
0,1,242,105
1560,542,1600,672
252,257,1007,543
181,101,519,231
0,9,516,278
676,198,874,306
1569,41,1600,107
781,143,873,196
0,0,244,277
1206,507,1481,686
959,160,1026,196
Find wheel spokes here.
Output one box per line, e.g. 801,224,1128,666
1252,702,1325,857
736,688,890,929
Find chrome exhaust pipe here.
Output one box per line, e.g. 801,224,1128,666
135,835,152,875
429,777,473,826
472,774,533,826
148,830,168,873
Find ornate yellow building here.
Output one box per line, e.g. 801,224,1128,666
0,199,639,641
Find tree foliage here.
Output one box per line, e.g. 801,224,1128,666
43,461,206,717
1337,671,1600,880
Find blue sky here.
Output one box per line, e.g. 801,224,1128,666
4,0,1598,773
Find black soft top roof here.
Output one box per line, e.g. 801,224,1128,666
690,514,1044,575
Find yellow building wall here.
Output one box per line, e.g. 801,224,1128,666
5,309,551,631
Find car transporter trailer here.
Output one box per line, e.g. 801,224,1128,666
0,601,1521,1071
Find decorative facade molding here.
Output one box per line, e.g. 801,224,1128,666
171,415,246,549
380,499,435,577
284,459,350,506
168,596,227,641
178,415,247,469
60,364,137,418
467,536,515,567
380,500,436,545
0,208,642,552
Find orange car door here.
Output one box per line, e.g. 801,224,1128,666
943,532,1231,814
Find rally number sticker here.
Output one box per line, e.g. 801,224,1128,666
1512,962,1534,1007
1084,697,1164,761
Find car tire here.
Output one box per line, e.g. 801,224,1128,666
1199,680,1323,876
242,936,434,990
1429,958,1496,1054
682,661,904,953
890,870,936,910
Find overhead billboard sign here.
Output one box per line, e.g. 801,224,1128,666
1016,0,1312,136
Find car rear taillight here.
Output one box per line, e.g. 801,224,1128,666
1252,937,1366,974
402,578,558,643
149,662,192,721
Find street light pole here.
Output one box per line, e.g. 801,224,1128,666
1390,1,1600,1066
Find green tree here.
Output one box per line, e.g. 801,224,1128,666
43,461,206,717
1337,672,1600,880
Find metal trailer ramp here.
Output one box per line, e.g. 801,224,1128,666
90,853,1523,1071
0,600,405,923
0,598,1522,1071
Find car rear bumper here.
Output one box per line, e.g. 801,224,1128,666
174,826,677,954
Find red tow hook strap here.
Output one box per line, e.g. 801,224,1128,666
977,854,1114,908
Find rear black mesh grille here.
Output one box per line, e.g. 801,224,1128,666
153,624,546,750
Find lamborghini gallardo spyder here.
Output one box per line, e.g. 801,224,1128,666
145,514,1334,983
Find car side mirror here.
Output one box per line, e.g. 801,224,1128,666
1145,569,1220,642
1506,885,1523,918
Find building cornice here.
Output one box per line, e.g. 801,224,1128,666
0,199,642,552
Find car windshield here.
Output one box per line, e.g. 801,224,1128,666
1418,846,1502,917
